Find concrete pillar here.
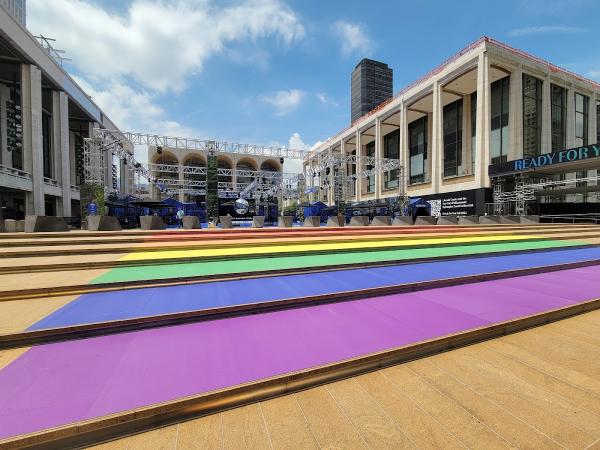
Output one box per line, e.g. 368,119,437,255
475,52,491,187
21,64,44,215
356,130,362,202
375,117,382,199
566,88,575,148
68,130,76,185
52,91,71,216
508,64,523,161
399,102,408,194
328,147,335,205
431,81,442,191
463,93,471,175
541,75,552,154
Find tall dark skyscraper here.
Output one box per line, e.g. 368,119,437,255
351,59,393,123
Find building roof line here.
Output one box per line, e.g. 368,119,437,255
485,36,600,89
312,35,599,155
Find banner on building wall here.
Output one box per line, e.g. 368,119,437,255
419,188,491,216
489,144,600,177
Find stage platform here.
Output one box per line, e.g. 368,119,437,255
0,224,599,448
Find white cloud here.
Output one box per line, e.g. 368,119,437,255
262,89,305,115
285,132,322,173
28,0,305,166
508,25,589,37
315,92,337,106
332,20,372,56
29,0,305,93
72,76,199,166
589,70,600,79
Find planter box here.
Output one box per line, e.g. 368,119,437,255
414,216,437,225
349,216,369,227
303,216,320,227
219,216,233,229
326,216,344,227
25,215,68,233
370,216,391,226
479,215,501,224
500,215,520,224
252,216,265,228
458,215,479,225
436,216,458,225
392,216,413,226
87,216,122,231
140,216,167,230
183,216,200,229
278,216,294,228
520,215,540,224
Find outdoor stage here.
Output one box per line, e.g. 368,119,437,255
1,224,600,448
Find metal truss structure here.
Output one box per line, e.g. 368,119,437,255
493,174,600,215
93,129,309,160
149,164,285,181
304,153,401,178
85,128,404,204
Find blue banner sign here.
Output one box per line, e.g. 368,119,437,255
488,144,600,176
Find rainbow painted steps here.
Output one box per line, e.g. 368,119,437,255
0,236,589,301
0,246,594,351
0,222,596,258
1,224,600,447
1,264,599,447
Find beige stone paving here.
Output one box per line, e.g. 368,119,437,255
0,295,77,334
86,310,600,450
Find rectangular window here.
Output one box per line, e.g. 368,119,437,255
365,140,375,193
491,77,510,164
575,93,589,147
523,74,542,158
471,92,477,174
383,129,399,189
409,116,427,184
551,84,566,152
443,98,463,177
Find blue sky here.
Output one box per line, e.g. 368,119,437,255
28,0,600,167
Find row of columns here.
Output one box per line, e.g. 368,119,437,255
19,64,72,216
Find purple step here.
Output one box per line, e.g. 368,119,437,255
0,265,598,440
